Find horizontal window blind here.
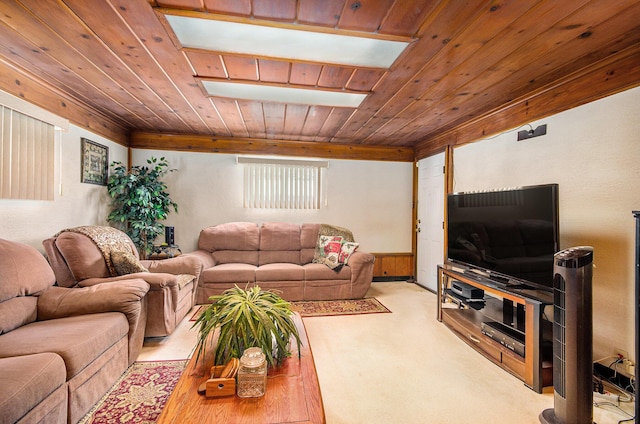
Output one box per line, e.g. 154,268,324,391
239,157,328,209
1,106,55,200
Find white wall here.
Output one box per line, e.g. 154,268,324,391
0,92,414,256
132,149,414,253
452,85,640,359
0,123,127,250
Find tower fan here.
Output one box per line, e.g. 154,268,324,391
540,246,594,424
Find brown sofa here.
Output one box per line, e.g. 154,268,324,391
43,226,202,337
184,222,375,303
0,238,149,424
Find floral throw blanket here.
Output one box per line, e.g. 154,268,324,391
56,226,136,277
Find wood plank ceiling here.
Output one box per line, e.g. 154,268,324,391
0,0,638,161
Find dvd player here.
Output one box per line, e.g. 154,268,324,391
450,280,484,300
481,321,525,357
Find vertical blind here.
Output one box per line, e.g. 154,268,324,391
239,157,328,209
0,106,55,200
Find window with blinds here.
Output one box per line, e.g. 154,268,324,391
0,106,55,200
238,157,328,209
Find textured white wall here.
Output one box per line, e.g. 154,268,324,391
132,149,414,253
0,124,127,251
0,99,413,255
453,85,640,360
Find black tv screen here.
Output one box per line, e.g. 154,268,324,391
446,184,559,290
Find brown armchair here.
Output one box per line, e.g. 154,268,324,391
43,226,202,337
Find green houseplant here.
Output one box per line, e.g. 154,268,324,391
193,285,302,368
106,156,177,259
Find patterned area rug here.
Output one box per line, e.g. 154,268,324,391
78,360,187,424
290,297,391,317
191,297,391,320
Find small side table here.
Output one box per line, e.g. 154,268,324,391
149,244,182,260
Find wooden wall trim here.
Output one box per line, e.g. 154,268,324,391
130,132,415,162
0,60,129,145
414,44,640,160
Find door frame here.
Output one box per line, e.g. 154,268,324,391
412,146,455,288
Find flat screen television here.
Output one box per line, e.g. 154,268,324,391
446,183,559,291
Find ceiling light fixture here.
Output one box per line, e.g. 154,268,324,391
199,80,367,108
161,11,411,69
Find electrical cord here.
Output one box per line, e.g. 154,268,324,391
593,354,618,364
592,401,635,422
593,356,636,396
591,357,636,422
609,357,624,380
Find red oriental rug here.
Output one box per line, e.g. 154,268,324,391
290,297,391,317
191,297,391,320
78,360,187,424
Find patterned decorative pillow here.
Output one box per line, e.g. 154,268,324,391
314,235,343,269
111,251,148,275
339,242,359,265
314,236,360,270
313,224,354,263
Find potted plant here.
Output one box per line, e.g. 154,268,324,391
193,285,302,368
106,156,177,259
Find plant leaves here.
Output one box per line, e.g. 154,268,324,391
192,285,302,368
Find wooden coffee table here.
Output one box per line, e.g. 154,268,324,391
157,313,325,423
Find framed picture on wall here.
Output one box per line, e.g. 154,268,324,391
81,138,109,185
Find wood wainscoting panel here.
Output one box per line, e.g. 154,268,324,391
372,252,414,281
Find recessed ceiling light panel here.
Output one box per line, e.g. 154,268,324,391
201,80,367,108
165,14,409,69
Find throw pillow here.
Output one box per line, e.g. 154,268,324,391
313,224,354,263
314,235,343,270
111,251,148,276
339,241,359,265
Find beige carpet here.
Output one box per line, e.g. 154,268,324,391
139,282,634,424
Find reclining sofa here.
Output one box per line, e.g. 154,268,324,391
0,238,149,424
184,222,375,303
43,226,201,337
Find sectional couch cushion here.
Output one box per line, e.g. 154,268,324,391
53,231,112,280
202,222,261,266
304,263,352,280
259,222,302,265
256,263,305,281
0,236,55,333
300,223,320,264
0,353,67,424
0,313,128,381
203,263,258,283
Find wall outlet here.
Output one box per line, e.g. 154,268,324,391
623,358,635,374
614,348,629,359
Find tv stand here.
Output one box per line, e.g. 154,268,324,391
437,264,553,393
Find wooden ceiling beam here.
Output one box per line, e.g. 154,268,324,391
130,131,415,162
